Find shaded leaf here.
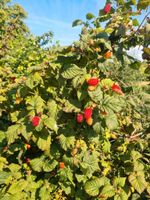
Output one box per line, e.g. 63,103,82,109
86,13,95,20
62,64,86,79
72,19,84,27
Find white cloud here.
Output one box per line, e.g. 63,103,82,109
127,46,143,61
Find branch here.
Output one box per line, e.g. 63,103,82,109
123,11,150,43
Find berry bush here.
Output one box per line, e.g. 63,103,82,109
0,0,150,199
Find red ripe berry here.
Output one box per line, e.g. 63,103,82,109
59,162,65,169
84,107,93,120
76,114,84,123
112,83,123,95
26,158,30,164
31,116,40,127
104,3,111,14
87,78,99,86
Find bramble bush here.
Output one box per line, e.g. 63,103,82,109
0,0,150,199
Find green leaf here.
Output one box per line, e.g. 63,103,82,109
88,85,103,103
62,64,86,79
100,185,115,198
0,171,11,184
26,95,44,113
8,164,21,173
86,13,95,20
132,19,139,26
43,159,58,172
102,95,124,113
75,174,87,183
39,185,53,200
93,122,103,134
130,0,136,5
59,134,75,151
131,151,142,160
63,99,81,113
105,113,119,130
137,0,150,10
128,172,147,194
0,157,7,171
30,157,44,172
85,177,110,196
114,189,128,200
0,131,5,142
114,177,126,187
102,140,111,154
0,95,6,103
7,180,28,194
133,160,144,171
97,39,112,50
44,117,58,132
80,152,100,178
37,134,51,151
85,178,101,196
72,19,84,27
6,124,21,145
47,100,57,118
72,74,85,88
59,166,75,186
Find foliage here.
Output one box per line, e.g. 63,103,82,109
0,0,150,199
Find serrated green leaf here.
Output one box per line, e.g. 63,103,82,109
0,171,11,184
44,117,58,132
100,185,115,198
105,113,119,130
131,151,142,160
81,152,100,178
72,74,85,88
114,189,128,200
6,124,21,145
88,85,103,103
75,174,87,183
37,134,51,151
114,177,126,187
59,134,75,151
62,64,85,79
0,131,5,142
102,140,111,154
85,177,110,197
85,178,101,196
133,160,144,171
47,100,57,118
102,95,124,113
30,157,44,172
7,180,28,194
63,99,81,113
26,95,44,113
43,159,58,172
0,157,7,171
39,185,53,200
93,122,102,134
128,172,147,194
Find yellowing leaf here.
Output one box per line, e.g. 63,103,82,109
128,172,147,194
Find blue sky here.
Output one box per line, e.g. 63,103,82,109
11,0,105,45
12,0,149,47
